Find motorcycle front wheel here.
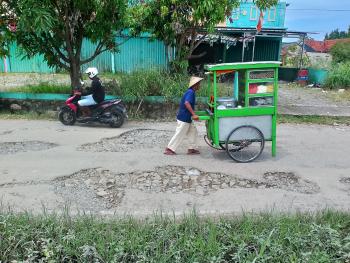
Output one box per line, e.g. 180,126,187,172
58,106,76,125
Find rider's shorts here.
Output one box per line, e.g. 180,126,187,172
78,95,97,106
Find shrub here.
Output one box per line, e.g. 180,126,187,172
10,70,212,99
330,42,350,64
106,69,208,99
325,62,350,89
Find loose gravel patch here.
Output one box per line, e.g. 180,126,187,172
78,129,173,152
53,166,320,210
0,130,13,135
340,177,350,194
263,171,320,194
340,177,350,184
0,141,58,155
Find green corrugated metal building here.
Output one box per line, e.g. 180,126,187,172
1,36,169,73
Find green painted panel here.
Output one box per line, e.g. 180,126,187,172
0,92,206,103
254,38,281,61
206,62,280,71
225,37,281,63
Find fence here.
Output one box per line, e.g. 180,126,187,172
1,36,170,73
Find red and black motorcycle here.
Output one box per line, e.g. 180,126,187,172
58,91,127,128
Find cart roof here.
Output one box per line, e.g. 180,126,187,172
206,61,281,71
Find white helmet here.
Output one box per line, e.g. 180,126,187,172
85,67,98,78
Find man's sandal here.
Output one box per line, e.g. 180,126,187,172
164,148,176,155
187,149,200,155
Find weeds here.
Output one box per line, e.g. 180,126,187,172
9,70,210,99
0,211,349,262
0,110,57,120
106,69,209,99
325,62,350,90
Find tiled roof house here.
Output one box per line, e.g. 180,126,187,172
305,38,350,53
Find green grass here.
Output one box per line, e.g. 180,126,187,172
10,83,71,94
278,114,350,126
325,62,350,90
0,210,349,262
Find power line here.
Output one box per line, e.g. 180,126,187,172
287,9,350,12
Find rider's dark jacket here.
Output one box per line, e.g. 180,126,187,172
84,76,105,103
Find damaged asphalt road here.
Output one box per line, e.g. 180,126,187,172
0,119,349,216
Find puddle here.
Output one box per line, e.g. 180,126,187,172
54,166,320,210
78,129,173,152
0,141,58,155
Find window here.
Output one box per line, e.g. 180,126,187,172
250,7,258,20
268,7,276,21
231,8,240,20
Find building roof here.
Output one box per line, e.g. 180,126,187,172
305,38,350,53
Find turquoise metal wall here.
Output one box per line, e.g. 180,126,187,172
113,37,167,72
1,37,168,73
7,42,55,73
226,2,286,29
80,39,113,72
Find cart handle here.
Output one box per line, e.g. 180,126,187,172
206,108,213,116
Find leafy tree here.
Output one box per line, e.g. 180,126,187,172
133,0,278,72
0,2,16,57
330,42,350,63
325,27,349,40
1,0,131,88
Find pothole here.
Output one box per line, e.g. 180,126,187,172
54,166,320,209
340,177,350,184
340,177,350,194
0,141,58,155
263,171,320,194
78,129,172,152
0,130,13,135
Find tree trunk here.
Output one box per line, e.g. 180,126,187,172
69,58,81,89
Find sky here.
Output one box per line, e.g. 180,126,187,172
284,0,350,41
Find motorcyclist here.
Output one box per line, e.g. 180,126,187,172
77,67,105,116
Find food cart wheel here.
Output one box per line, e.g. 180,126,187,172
225,125,265,163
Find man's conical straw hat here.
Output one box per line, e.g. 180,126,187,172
188,76,203,88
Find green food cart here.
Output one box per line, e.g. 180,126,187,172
196,61,280,163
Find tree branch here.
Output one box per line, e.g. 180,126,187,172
29,33,70,70
116,36,132,47
188,51,207,60
80,40,107,64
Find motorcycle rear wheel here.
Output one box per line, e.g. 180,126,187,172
109,109,124,128
59,107,76,125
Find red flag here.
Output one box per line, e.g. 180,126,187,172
257,11,263,32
